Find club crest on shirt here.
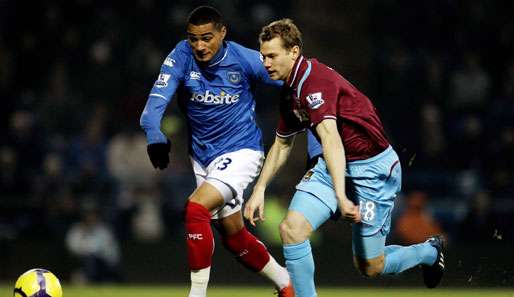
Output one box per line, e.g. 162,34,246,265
306,92,325,109
227,71,241,84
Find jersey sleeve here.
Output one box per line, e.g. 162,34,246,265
148,40,189,102
239,46,283,87
140,41,189,144
276,117,305,138
301,78,338,127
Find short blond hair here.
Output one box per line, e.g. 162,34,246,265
259,18,302,51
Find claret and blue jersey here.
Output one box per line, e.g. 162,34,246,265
140,40,281,166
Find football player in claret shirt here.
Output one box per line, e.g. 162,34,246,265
244,19,446,297
139,7,294,297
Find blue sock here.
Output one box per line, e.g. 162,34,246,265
382,243,437,274
283,240,316,297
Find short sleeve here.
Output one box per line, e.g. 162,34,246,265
300,79,338,127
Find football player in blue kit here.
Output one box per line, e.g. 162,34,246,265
139,6,294,297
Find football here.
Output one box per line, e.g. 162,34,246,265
13,268,63,297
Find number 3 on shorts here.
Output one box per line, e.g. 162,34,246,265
216,157,232,170
359,200,376,223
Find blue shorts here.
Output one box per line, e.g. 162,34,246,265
290,146,402,259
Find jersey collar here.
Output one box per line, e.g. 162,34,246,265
208,41,229,67
287,56,307,88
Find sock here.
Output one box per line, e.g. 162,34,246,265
222,228,289,289
382,243,437,274
283,240,316,297
184,201,214,270
221,227,270,272
188,267,210,297
260,256,290,289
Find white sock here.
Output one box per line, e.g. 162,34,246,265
259,255,290,289
188,267,211,297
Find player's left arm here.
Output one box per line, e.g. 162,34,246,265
244,134,296,226
315,120,359,223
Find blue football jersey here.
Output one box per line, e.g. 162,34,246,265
140,40,280,166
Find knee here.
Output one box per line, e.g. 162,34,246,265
278,220,293,241
279,215,311,244
354,257,384,278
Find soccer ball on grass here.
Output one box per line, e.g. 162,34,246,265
13,268,62,297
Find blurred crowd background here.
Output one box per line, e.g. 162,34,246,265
1,0,513,286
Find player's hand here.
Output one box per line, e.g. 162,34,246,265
339,197,361,223
147,139,171,170
244,187,266,226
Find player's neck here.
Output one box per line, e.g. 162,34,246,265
286,56,304,86
285,69,294,83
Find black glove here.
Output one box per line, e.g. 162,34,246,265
147,139,171,170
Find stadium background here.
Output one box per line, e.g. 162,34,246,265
1,0,513,290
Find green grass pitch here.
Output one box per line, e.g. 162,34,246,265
2,285,514,297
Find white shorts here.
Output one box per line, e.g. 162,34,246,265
191,149,264,219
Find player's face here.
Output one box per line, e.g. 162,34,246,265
187,22,226,63
260,37,299,81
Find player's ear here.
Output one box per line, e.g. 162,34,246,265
291,45,300,60
219,25,227,40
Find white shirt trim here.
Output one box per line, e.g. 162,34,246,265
289,56,304,87
209,44,229,67
310,116,337,126
276,129,306,138
149,93,168,101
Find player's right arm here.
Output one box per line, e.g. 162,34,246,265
140,42,188,169
244,135,296,226
315,119,360,223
